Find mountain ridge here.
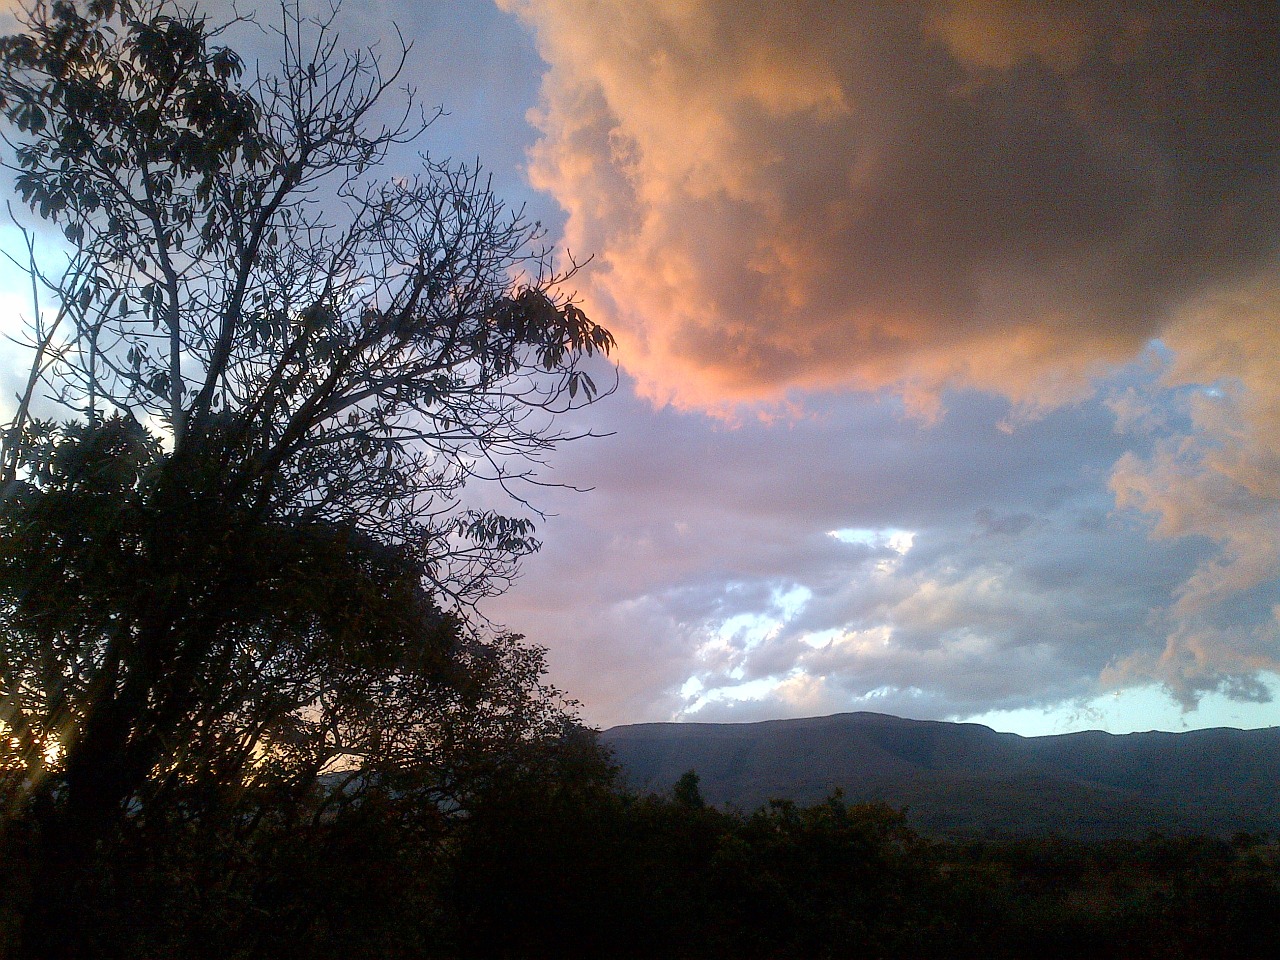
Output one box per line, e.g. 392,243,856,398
600,711,1280,839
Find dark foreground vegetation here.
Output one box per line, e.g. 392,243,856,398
4,756,1280,959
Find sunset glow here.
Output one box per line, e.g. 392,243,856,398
4,0,1279,736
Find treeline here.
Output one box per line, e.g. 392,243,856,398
4,750,1278,959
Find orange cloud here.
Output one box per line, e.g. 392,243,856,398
502,0,1280,413
1109,273,1280,702
1116,278,1280,603
923,0,1125,73
500,0,1280,708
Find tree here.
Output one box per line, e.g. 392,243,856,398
673,768,706,809
0,0,613,869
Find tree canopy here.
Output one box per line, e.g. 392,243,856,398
0,0,614,886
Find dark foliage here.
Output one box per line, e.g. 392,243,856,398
4,754,1279,959
0,2,611,954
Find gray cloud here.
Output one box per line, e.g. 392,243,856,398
501,0,1280,412
486,374,1226,728
483,0,1280,725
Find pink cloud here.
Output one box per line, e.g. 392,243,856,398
502,0,1280,412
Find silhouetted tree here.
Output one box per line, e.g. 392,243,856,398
673,768,706,809
0,1,612,936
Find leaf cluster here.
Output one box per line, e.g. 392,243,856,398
0,0,616,608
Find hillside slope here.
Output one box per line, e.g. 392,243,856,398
602,712,1280,838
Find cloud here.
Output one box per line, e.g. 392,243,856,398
2,0,1274,729
486,384,1213,728
501,0,1280,412
924,0,1101,72
1107,275,1280,704
486,0,1280,724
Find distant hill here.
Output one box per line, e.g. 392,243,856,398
601,712,1280,840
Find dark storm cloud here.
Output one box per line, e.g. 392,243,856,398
484,0,1280,723
500,0,1280,412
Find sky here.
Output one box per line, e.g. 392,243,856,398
3,0,1280,737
